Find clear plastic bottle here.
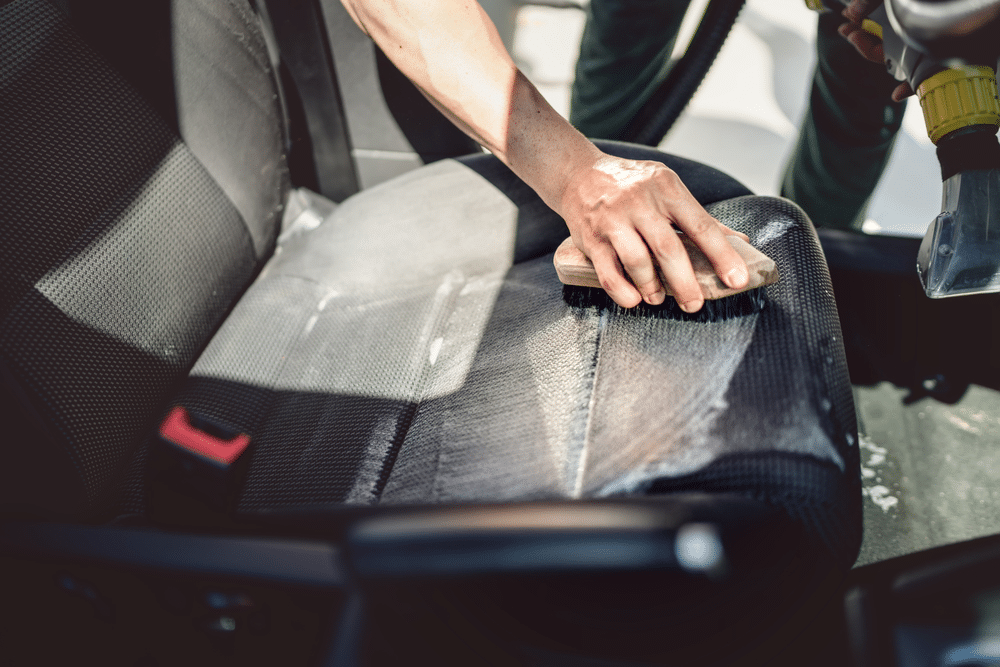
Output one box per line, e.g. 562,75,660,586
918,167,1000,298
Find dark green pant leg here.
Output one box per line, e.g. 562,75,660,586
781,12,905,230
571,0,691,140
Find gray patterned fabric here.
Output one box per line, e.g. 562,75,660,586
1,0,859,568
0,0,282,517
176,154,858,561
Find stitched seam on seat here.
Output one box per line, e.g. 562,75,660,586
370,402,418,501
368,271,466,503
180,0,274,111
226,275,326,450
572,309,606,498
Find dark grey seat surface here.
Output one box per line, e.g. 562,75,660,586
0,0,286,516
1,0,859,573
166,152,859,565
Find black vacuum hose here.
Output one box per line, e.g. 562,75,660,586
621,0,746,147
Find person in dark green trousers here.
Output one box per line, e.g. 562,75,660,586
570,0,693,142
570,1,906,231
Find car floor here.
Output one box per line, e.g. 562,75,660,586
505,0,1000,567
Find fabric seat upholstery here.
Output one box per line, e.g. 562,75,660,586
1,0,860,574
162,149,859,566
0,0,286,517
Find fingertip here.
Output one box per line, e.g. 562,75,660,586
671,281,705,314
604,280,642,309
635,276,667,306
679,297,703,314
619,292,643,309
842,1,862,24
892,83,913,102
724,265,749,290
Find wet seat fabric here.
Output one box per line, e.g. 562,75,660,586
178,156,862,567
0,0,861,574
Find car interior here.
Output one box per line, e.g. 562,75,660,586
2,0,1000,665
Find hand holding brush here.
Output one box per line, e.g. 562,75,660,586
555,229,779,322
340,0,767,312
557,156,763,314
554,160,779,323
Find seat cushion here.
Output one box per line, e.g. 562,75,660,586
161,145,861,565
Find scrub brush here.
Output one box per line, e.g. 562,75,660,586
554,234,779,322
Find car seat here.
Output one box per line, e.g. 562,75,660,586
0,0,861,664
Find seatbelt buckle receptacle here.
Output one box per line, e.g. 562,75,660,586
151,406,253,516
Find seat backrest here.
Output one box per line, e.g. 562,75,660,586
0,0,288,518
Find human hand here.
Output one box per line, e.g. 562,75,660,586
559,154,750,312
838,0,914,101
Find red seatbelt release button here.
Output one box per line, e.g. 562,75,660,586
159,406,250,467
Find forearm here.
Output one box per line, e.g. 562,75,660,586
339,0,600,214
340,0,750,312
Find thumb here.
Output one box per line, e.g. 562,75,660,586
843,0,880,23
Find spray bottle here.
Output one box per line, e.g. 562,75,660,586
809,0,1000,298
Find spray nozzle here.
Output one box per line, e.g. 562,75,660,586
915,65,1000,298
918,167,1000,298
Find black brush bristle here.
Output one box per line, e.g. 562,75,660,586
562,284,767,322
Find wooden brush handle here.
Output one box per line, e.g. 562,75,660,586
553,235,779,300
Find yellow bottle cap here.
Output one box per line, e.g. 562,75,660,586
917,66,1000,144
